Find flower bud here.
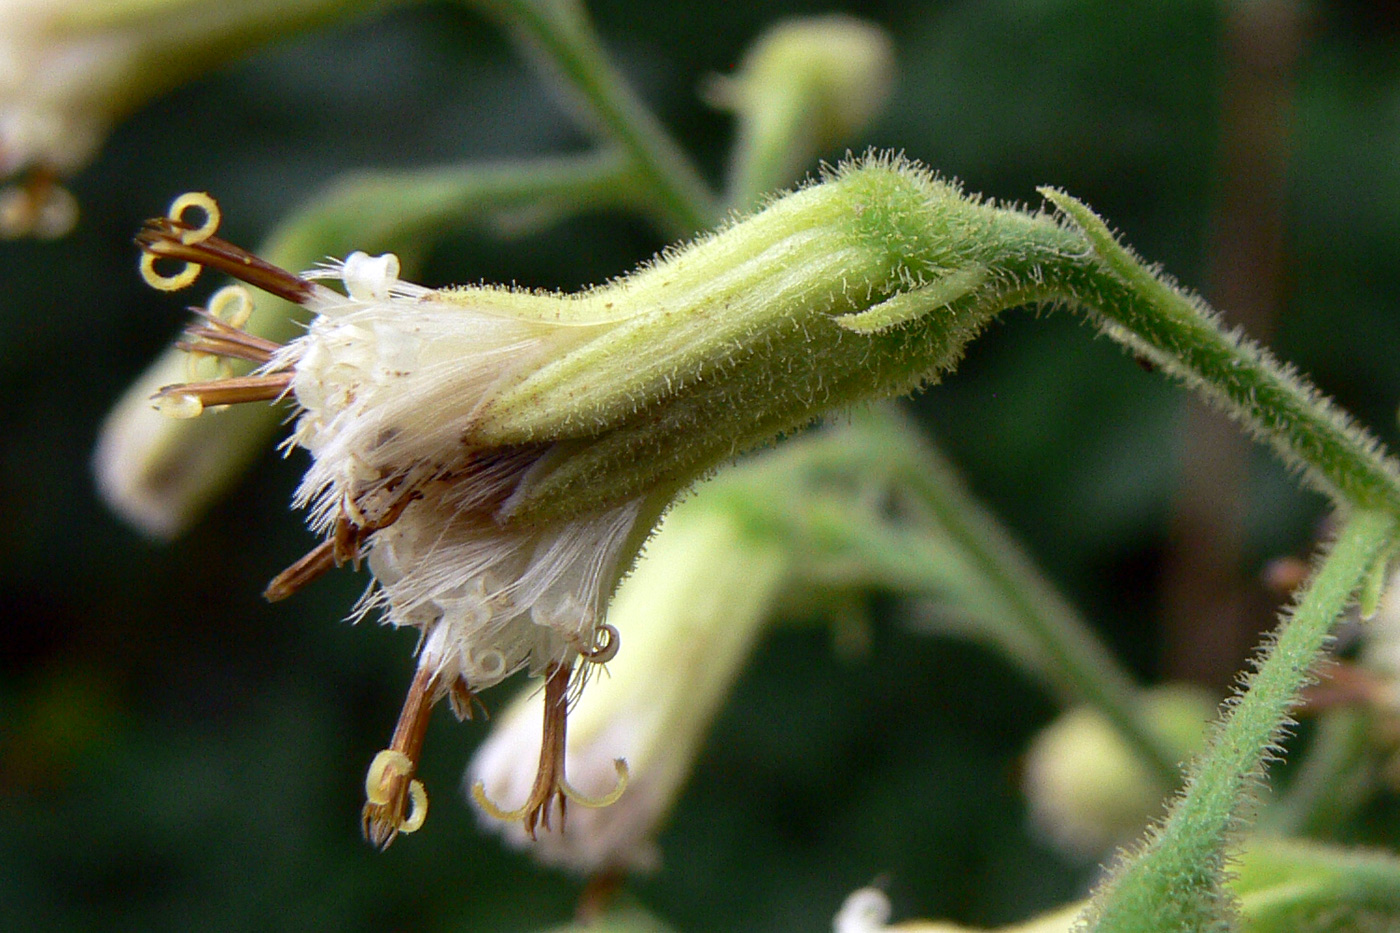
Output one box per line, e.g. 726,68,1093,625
94,343,292,537
0,0,379,237
1022,685,1213,858
707,16,895,207
833,887,1079,933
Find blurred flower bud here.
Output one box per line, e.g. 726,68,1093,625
94,342,295,537
832,887,1078,933
1023,685,1213,858
0,0,380,237
707,16,894,207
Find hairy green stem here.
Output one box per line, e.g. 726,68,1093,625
472,0,719,235
1040,190,1400,516
905,185,1400,521
1084,510,1397,933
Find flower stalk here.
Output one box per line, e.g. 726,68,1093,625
1083,510,1399,933
1038,189,1400,516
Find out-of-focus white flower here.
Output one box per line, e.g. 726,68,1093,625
834,889,899,933
0,0,374,237
467,494,788,873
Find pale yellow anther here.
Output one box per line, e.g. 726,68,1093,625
470,758,630,823
139,251,201,291
580,622,620,663
168,191,220,245
156,393,204,419
470,779,528,822
560,758,630,809
207,285,254,329
364,749,414,804
400,779,428,833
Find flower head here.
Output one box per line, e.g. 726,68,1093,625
132,158,1013,845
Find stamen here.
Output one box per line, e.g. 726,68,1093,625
364,749,413,803
175,325,278,365
135,194,315,303
168,192,221,245
470,662,629,838
364,751,429,835
263,489,421,602
207,284,254,328
140,250,203,292
263,539,335,602
153,372,293,410
136,192,221,290
579,623,620,663
448,678,490,722
362,660,439,850
172,291,284,367
559,760,629,809
157,393,205,420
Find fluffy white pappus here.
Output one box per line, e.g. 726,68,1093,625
274,252,583,534
362,494,643,691
270,252,642,691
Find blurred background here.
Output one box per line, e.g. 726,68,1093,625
5,0,1400,929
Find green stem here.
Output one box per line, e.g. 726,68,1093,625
726,408,1182,785
1039,189,1400,517
919,186,1400,520
1085,510,1397,933
472,0,719,236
